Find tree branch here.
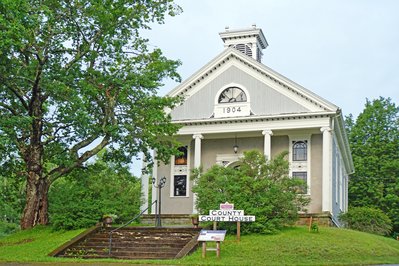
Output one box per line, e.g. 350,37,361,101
70,135,98,158
1,82,29,110
0,102,19,116
64,29,102,70
47,134,111,183
42,122,74,145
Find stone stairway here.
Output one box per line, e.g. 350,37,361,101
51,226,201,260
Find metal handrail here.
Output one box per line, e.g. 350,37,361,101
108,200,158,255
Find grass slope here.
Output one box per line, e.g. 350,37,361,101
0,226,398,265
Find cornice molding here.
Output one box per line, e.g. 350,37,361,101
173,111,335,127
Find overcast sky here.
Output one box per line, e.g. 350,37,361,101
142,0,399,119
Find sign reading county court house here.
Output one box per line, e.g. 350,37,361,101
199,202,255,222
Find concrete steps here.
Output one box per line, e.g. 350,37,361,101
51,226,201,260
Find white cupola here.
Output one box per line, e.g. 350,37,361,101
219,24,268,63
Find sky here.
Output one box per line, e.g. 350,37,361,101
142,0,399,119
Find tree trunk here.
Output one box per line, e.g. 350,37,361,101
20,172,49,229
21,70,47,229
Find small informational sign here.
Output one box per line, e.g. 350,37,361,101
197,230,227,242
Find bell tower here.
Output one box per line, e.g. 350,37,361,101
219,24,268,63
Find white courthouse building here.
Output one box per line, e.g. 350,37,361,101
141,26,354,226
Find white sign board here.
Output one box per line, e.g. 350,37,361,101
197,230,227,242
199,205,256,222
199,215,255,222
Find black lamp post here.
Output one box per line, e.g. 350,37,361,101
152,176,166,227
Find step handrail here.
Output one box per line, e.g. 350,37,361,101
108,200,157,255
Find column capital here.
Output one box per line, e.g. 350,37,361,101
193,133,203,140
262,129,273,136
320,126,332,133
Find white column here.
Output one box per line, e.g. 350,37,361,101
192,133,203,214
262,129,273,160
344,175,349,212
321,126,332,213
140,156,149,213
151,150,158,214
193,134,203,168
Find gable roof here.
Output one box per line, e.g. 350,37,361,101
168,47,338,116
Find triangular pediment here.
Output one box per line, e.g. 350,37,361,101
168,48,338,122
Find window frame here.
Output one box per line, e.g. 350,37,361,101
218,87,247,104
173,175,188,197
289,135,311,196
174,146,188,165
170,144,191,198
292,171,308,194
292,140,308,161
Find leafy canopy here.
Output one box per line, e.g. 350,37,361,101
0,0,182,181
192,150,310,234
346,97,399,234
0,0,183,228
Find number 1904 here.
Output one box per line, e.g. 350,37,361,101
223,106,241,113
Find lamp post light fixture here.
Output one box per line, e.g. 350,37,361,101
233,134,239,154
152,176,166,227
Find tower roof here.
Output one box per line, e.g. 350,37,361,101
219,25,268,62
219,25,268,49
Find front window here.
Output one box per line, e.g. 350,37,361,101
174,175,187,196
293,141,307,161
292,172,307,194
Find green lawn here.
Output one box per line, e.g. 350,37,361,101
1,226,399,265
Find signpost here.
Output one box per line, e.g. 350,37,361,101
198,202,255,241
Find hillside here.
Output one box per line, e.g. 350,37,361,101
0,226,398,265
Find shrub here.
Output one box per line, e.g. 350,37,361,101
0,221,19,238
49,160,141,230
339,207,392,236
192,150,310,234
0,173,24,237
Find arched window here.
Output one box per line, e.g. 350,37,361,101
293,141,307,161
218,87,247,103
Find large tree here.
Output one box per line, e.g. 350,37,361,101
346,97,399,233
0,0,182,229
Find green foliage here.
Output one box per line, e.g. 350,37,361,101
339,207,393,236
0,173,25,237
0,0,183,227
192,150,310,234
310,222,319,233
0,221,19,239
49,155,141,230
346,97,399,234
